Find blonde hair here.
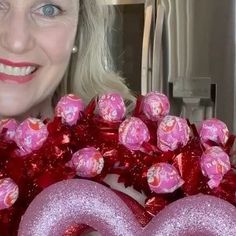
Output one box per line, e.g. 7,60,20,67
55,0,135,107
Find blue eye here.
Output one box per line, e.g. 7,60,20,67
36,4,62,17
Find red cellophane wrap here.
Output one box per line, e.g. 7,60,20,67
0,96,236,235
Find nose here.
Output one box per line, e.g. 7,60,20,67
0,9,35,54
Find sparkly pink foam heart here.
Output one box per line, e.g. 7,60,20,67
18,179,236,236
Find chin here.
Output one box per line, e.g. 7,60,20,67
0,101,32,119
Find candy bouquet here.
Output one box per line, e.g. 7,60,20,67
0,92,236,235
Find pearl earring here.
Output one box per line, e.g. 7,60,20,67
72,46,78,54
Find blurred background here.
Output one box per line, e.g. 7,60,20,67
104,0,236,132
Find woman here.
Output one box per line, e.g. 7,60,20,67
0,0,134,121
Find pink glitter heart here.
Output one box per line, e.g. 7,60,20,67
18,179,236,236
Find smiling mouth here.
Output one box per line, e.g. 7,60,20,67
0,63,38,76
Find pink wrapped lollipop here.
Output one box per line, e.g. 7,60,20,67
198,118,229,147
119,117,150,151
147,163,184,193
0,178,19,210
14,118,48,155
157,115,190,152
67,147,104,178
55,94,85,126
98,92,126,122
142,91,170,121
201,146,231,189
0,118,18,141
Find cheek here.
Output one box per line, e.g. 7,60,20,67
34,24,77,63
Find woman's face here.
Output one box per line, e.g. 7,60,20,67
0,0,79,117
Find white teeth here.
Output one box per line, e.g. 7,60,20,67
0,63,36,76
25,67,32,75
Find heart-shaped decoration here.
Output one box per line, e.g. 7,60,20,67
18,179,236,236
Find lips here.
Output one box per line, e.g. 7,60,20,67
0,58,40,84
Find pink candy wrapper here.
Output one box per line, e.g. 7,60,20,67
201,146,231,189
198,118,229,147
156,115,190,152
0,118,18,141
142,91,170,121
67,147,104,178
55,94,85,126
147,163,184,193
119,117,150,151
98,93,126,122
0,178,19,210
14,118,48,155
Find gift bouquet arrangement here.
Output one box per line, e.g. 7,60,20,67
0,91,236,235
